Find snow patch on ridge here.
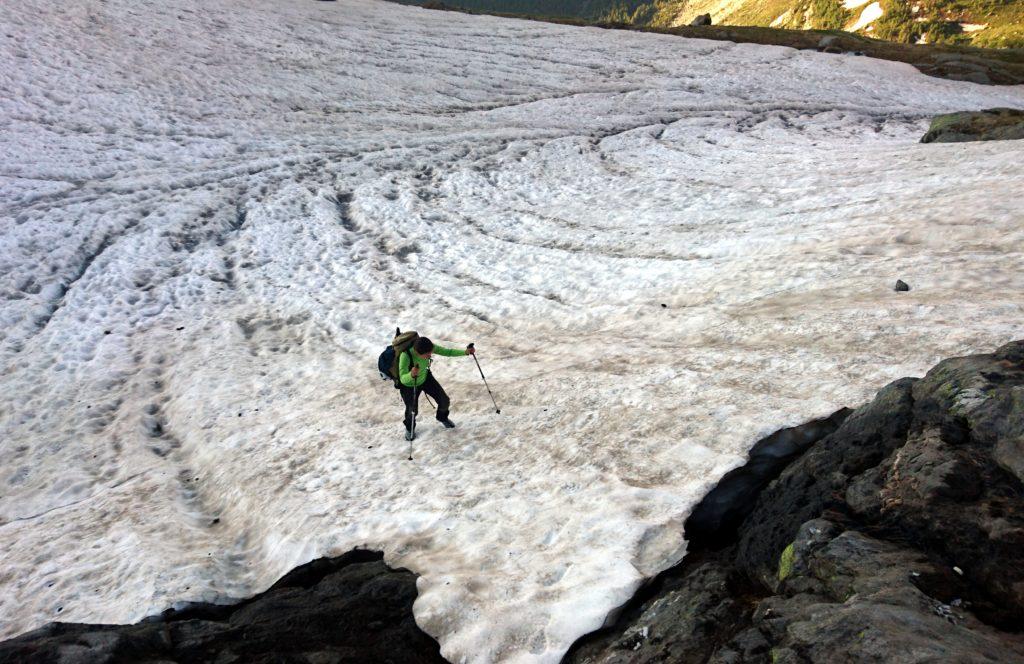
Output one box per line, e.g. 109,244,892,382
849,2,885,32
1,0,1023,662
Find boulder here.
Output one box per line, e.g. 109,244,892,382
744,524,1024,662
691,14,712,26
895,279,910,291
740,341,1024,625
736,377,918,590
921,107,1024,143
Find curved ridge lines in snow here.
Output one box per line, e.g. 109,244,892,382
1,0,1023,662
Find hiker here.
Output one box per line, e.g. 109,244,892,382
397,336,474,440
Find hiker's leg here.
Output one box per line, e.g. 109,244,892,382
399,385,418,430
422,373,451,421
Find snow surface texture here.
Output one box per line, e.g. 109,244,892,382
1,0,1023,661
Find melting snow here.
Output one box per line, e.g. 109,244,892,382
770,10,791,27
1,0,1023,662
849,1,885,32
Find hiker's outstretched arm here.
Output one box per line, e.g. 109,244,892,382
433,345,468,357
398,351,416,386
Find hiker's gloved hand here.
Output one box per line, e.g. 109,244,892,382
410,366,420,377
466,345,476,355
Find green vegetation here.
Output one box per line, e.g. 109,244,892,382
778,542,796,581
599,0,675,24
775,0,853,29
724,0,799,26
930,0,1024,46
874,0,917,42
809,0,853,30
975,25,1024,48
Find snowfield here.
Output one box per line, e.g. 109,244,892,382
1,0,1022,661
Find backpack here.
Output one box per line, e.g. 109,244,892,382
377,328,418,387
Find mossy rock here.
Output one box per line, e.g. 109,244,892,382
921,107,1024,143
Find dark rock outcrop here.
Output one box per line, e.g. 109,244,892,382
567,340,1024,663
895,279,910,292
565,554,757,664
921,107,1024,143
684,408,851,548
0,550,447,664
723,521,1024,663
691,14,712,27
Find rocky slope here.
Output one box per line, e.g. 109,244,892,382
610,0,1024,48
396,0,1024,47
0,551,446,664
567,340,1024,663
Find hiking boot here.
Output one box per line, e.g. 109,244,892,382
405,428,416,441
439,418,456,429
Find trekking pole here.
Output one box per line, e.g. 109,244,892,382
408,383,417,461
425,394,436,410
467,344,500,414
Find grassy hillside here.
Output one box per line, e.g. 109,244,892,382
617,0,1024,48
396,0,1024,46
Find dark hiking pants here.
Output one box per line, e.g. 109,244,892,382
399,373,450,431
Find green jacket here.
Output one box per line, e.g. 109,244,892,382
398,345,467,387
